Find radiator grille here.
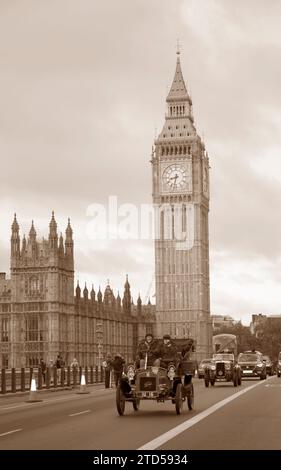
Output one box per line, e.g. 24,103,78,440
139,376,157,392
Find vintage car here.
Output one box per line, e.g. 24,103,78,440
198,358,214,379
116,338,196,416
238,351,267,380
204,353,242,387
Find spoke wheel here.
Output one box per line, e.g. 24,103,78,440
175,383,183,415
187,383,194,410
116,385,125,416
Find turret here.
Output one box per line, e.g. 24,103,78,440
122,274,131,314
11,213,20,260
76,281,81,299
49,211,58,251
83,283,88,300
97,287,102,304
58,233,64,257
65,218,74,260
137,293,142,314
90,285,96,301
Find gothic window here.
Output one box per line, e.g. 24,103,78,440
1,354,8,368
182,204,187,234
1,304,10,313
183,146,186,154
188,146,191,155
1,317,9,342
29,276,40,295
25,315,40,342
170,106,172,116
179,146,182,154
160,210,165,240
26,355,39,367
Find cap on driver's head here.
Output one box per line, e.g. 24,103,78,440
163,334,171,340
145,333,153,338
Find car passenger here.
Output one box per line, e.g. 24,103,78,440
136,333,160,368
158,334,178,368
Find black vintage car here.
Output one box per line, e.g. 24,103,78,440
204,353,242,387
116,339,196,416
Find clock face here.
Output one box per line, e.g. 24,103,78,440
162,164,189,192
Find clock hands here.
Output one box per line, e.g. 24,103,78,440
169,173,179,187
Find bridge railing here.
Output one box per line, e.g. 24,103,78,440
0,366,104,394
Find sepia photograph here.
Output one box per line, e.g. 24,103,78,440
0,0,280,462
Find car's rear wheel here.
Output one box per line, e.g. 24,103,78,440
233,372,238,387
132,398,140,411
175,383,183,415
187,383,194,410
238,373,242,386
116,385,125,416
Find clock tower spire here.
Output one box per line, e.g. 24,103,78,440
152,51,212,359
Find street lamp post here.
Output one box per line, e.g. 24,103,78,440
97,341,102,370
96,321,103,371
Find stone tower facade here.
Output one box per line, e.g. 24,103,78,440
9,212,75,367
151,52,212,359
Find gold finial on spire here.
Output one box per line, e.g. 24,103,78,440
176,38,181,56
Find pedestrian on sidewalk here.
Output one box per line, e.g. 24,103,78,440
103,353,113,389
40,358,46,383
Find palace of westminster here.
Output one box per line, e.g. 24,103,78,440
0,52,212,368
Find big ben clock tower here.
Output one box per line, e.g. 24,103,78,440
152,50,212,358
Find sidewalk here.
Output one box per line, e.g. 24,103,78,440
0,382,111,401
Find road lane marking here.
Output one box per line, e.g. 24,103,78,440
0,429,22,438
138,379,271,450
69,410,90,417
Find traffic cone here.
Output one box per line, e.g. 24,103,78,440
76,373,90,394
26,377,42,403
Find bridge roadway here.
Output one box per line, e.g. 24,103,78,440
0,375,279,450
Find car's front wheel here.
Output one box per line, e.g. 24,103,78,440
187,383,194,410
175,383,183,415
116,385,126,416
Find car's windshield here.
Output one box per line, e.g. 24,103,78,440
213,354,234,361
238,353,258,362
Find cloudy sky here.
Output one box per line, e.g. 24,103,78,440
0,0,281,324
